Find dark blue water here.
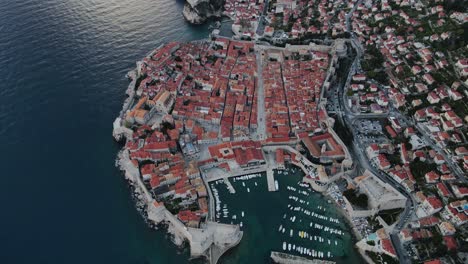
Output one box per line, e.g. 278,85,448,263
0,1,209,263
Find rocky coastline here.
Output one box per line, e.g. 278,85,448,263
182,0,224,24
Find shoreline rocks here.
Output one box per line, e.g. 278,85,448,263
183,0,224,24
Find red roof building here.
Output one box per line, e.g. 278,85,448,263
381,239,397,258
443,236,457,251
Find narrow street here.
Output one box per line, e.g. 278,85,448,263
255,47,267,140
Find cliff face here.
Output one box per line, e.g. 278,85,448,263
183,0,224,24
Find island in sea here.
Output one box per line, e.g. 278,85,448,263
113,0,468,263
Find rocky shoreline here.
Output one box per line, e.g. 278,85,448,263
183,0,224,24
115,149,189,247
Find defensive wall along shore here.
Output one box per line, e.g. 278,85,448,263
118,150,242,264
270,251,336,264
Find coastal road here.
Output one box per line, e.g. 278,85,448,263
333,39,414,263
349,120,415,263
341,0,417,261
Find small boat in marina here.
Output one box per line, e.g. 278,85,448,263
278,225,283,232
288,243,291,251
241,211,244,217
283,242,286,250
247,188,250,192
240,222,243,227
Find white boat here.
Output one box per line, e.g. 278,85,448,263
290,229,293,237
293,245,296,250
275,180,279,190
241,211,244,217
288,243,291,251
278,225,283,232
242,182,245,187
282,228,285,233
335,241,338,246
240,222,243,227
283,242,286,250
247,188,250,192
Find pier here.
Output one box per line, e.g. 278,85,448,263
266,168,277,192
223,177,236,194
270,251,336,264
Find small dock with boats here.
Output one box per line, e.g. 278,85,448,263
267,168,277,192
224,177,236,194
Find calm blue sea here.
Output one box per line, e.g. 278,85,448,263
0,0,208,263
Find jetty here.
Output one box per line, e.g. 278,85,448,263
266,168,277,192
270,251,335,264
223,177,236,194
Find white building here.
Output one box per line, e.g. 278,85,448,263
355,170,407,211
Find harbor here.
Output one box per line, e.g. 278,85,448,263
209,166,363,264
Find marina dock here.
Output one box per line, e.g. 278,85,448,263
224,177,236,194
267,168,277,192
